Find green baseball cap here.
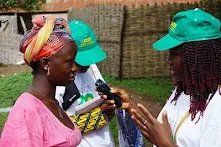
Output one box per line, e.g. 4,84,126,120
153,8,221,51
68,20,107,66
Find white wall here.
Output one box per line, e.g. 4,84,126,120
0,14,17,33
0,13,68,65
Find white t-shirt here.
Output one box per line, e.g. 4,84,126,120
157,88,221,147
56,64,115,147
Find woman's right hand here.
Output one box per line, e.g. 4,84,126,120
110,87,132,109
98,87,132,110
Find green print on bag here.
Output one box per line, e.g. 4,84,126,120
79,93,94,105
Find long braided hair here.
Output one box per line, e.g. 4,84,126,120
171,38,221,121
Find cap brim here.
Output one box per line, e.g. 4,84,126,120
153,34,184,51
75,44,107,66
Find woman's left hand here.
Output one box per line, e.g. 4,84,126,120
131,104,175,147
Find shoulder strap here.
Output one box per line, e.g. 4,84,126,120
174,111,190,143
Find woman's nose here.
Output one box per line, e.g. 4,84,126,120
166,55,172,65
71,62,78,72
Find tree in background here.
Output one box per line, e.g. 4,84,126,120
0,0,46,11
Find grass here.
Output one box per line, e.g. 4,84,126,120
0,72,174,146
108,117,119,146
0,113,9,130
0,72,32,108
0,72,173,108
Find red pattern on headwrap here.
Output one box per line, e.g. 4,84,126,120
19,16,73,65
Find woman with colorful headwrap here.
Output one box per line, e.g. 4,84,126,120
0,16,82,147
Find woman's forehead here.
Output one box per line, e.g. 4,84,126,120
58,42,76,55
170,47,181,53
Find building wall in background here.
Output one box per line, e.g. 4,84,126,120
42,0,200,12
0,14,23,64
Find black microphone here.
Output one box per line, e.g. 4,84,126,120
95,79,122,108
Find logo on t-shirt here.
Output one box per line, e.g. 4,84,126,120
79,93,94,105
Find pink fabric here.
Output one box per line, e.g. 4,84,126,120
0,93,82,147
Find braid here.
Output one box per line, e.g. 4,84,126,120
171,82,183,103
173,38,221,121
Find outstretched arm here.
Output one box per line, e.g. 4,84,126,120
100,87,175,147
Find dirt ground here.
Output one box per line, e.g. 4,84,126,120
0,64,31,76
0,65,162,117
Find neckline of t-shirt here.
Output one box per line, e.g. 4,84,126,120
172,88,220,108
172,87,219,97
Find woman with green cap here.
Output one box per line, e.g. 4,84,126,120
56,20,145,147
99,8,221,147
56,20,116,147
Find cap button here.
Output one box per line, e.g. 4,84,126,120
194,8,199,11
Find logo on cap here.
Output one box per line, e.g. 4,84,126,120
79,37,94,48
170,21,177,33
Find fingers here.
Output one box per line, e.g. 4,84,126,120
110,87,118,94
132,112,151,142
110,87,125,95
110,87,131,102
98,92,107,99
162,110,170,127
100,100,116,112
131,109,150,130
138,125,151,140
103,100,115,105
97,86,126,99
131,109,147,123
138,124,152,142
137,103,156,124
104,100,116,109
105,104,116,110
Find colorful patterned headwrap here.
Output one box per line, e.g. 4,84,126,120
19,16,73,65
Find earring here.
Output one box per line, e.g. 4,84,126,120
47,67,50,76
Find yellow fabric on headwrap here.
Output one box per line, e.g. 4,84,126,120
24,16,55,63
19,16,73,65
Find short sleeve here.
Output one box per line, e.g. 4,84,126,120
0,105,44,147
89,64,105,81
200,121,221,147
55,86,66,107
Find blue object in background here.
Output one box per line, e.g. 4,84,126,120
116,110,145,147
